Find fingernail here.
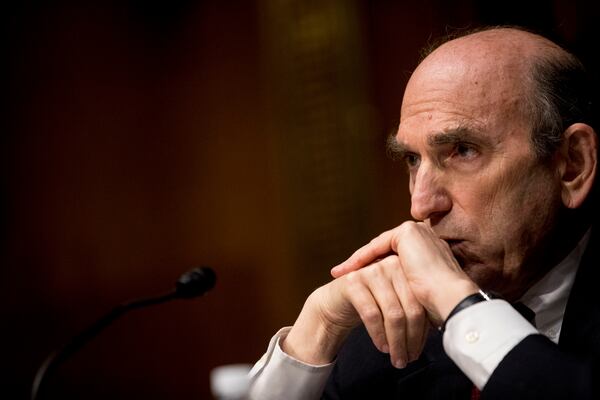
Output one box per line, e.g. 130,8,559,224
381,344,389,353
394,358,406,369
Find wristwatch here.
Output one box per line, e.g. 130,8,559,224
440,290,498,332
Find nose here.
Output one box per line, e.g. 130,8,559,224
410,164,452,221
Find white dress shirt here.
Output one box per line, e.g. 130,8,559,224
248,230,590,399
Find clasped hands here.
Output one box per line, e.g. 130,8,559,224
282,221,479,369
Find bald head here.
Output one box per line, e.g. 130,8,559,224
423,28,565,65
403,27,592,159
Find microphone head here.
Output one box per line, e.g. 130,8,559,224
175,267,217,298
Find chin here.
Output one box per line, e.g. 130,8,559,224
461,262,502,292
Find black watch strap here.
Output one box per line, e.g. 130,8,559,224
441,290,496,332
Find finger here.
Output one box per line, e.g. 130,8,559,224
331,230,397,278
390,266,427,363
367,262,409,369
343,272,389,354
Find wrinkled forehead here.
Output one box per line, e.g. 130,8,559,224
405,40,530,113
399,34,536,137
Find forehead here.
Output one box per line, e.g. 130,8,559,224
397,38,531,148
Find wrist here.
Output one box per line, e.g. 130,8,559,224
431,279,480,322
440,289,498,331
282,290,352,365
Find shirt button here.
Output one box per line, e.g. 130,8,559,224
465,330,480,343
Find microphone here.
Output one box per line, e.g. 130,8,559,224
31,266,216,400
176,266,217,298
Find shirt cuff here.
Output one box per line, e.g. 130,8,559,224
248,327,335,400
443,299,538,390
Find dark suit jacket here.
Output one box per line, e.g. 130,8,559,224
323,229,600,399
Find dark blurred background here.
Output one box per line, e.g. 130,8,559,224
3,1,599,399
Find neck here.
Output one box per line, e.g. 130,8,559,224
503,209,590,301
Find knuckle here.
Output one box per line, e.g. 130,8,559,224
400,220,419,234
361,307,381,324
361,262,385,280
344,270,361,285
370,261,386,275
404,305,425,321
386,308,406,325
394,222,414,242
380,255,399,268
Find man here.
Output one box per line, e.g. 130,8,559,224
249,27,599,399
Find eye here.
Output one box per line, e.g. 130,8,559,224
453,143,478,159
404,153,420,169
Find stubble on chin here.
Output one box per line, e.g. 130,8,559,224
450,245,500,291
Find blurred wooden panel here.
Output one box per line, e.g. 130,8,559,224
259,0,386,297
3,1,599,399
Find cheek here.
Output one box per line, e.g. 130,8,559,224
457,158,558,238
476,156,545,214
452,170,515,230
474,163,560,251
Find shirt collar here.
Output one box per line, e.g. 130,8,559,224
518,229,591,343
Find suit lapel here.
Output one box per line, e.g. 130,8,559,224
559,228,600,356
391,331,472,400
327,325,472,399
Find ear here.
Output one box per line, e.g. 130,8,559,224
558,123,598,209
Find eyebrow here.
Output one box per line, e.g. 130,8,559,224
428,126,489,147
387,125,490,160
386,134,411,161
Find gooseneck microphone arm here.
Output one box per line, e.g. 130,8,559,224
31,266,216,400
